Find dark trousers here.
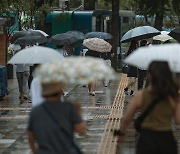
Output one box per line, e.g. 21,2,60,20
136,130,177,154
138,69,146,90
28,66,36,89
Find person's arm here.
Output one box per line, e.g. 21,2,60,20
28,131,37,154
118,91,142,143
74,122,86,135
169,95,180,124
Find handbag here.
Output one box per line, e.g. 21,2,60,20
134,96,161,133
42,104,83,154
122,63,129,74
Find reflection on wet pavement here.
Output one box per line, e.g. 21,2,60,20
0,76,180,154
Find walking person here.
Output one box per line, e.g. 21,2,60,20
100,51,114,87
15,45,30,100
137,40,148,90
124,40,138,96
118,61,180,154
85,50,100,96
28,81,86,154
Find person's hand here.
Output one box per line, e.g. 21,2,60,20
117,133,126,144
111,52,114,58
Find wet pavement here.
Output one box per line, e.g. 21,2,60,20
0,74,180,154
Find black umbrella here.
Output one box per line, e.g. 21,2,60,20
121,26,160,43
85,32,113,40
14,35,47,46
65,31,85,40
168,28,180,42
11,30,46,44
48,33,79,46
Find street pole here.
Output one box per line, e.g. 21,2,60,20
111,0,119,71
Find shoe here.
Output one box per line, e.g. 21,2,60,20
124,87,128,95
23,95,28,100
130,90,134,96
91,92,95,96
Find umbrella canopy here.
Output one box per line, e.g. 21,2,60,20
14,35,47,46
121,26,160,43
11,30,47,44
8,46,64,64
29,29,49,37
65,31,85,40
48,33,79,46
169,28,180,42
124,43,180,72
83,38,112,52
35,56,115,85
85,32,112,40
153,31,173,42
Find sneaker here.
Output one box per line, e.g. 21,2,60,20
124,87,128,95
23,95,28,100
91,92,95,96
130,90,134,96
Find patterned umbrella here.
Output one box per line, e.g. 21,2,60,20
83,38,112,52
153,31,173,42
35,56,115,85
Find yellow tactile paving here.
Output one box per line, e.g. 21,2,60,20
97,74,128,154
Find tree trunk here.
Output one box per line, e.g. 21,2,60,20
111,0,119,71
154,12,163,31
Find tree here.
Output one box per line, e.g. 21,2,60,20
134,0,172,30
172,0,180,26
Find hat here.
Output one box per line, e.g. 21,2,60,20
41,82,65,97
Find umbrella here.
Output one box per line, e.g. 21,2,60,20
85,32,112,40
83,38,112,52
168,28,180,42
8,46,64,64
29,29,49,37
121,26,160,43
124,43,180,72
11,30,47,44
48,33,79,46
65,31,85,40
153,31,173,42
14,35,47,46
35,56,115,85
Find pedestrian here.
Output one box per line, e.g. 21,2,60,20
100,51,114,87
15,45,30,100
85,50,100,96
118,61,180,154
137,40,148,90
56,45,68,57
27,81,86,154
124,40,138,96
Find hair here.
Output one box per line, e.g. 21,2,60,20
127,40,138,56
148,61,179,99
140,40,147,47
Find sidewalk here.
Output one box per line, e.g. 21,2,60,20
0,74,180,154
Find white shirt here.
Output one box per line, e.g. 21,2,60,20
30,77,44,107
16,64,30,72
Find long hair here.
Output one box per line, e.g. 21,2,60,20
148,61,179,99
127,40,138,56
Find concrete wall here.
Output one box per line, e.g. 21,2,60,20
0,30,7,65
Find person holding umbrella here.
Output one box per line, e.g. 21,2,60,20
124,40,138,95
117,61,180,154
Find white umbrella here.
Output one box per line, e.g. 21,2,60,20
83,38,112,52
124,43,180,72
153,31,173,42
8,46,64,64
35,56,115,85
121,26,160,43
